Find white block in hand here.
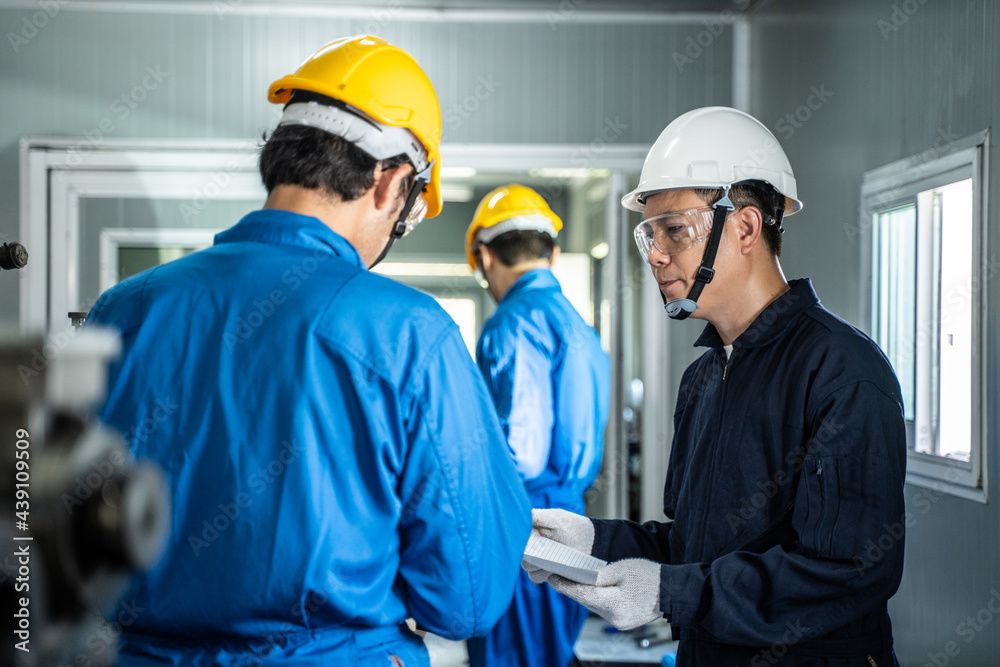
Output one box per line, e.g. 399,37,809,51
522,533,607,585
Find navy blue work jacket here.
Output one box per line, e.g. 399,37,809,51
591,279,906,666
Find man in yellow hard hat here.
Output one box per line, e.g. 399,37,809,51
464,185,611,667
87,36,530,666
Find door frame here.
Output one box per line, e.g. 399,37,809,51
20,136,650,520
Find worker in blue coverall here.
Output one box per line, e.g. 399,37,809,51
86,36,531,666
463,185,611,667
526,107,907,666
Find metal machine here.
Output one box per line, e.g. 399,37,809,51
1,328,170,667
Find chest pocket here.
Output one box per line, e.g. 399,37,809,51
794,455,882,560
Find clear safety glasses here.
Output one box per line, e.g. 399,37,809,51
633,206,717,262
394,162,433,237
399,190,428,236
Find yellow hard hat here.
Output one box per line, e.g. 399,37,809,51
465,184,563,269
268,36,443,218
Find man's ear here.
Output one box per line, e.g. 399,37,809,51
735,206,764,256
479,244,494,272
372,163,413,211
549,245,561,267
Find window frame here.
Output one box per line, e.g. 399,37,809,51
99,228,221,292
859,130,989,503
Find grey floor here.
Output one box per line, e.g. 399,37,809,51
422,617,677,666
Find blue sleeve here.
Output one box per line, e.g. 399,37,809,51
476,324,554,480
659,380,907,646
397,325,532,638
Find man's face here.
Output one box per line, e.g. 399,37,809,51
357,201,400,267
357,166,412,267
475,246,504,303
642,188,736,317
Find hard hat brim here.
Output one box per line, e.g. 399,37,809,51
622,182,802,216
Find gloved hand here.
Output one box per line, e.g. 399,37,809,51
547,558,662,631
522,508,597,585
531,508,595,554
521,559,551,585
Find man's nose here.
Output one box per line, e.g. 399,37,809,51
646,244,671,266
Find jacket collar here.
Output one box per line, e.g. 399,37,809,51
499,268,561,305
694,278,820,350
214,209,365,269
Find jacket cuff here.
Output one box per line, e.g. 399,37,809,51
658,562,705,628
589,518,615,560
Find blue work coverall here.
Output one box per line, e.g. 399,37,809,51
467,269,611,667
589,279,906,666
87,209,532,666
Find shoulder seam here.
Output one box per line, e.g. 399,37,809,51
413,370,480,636
313,273,459,397
809,378,901,424
313,270,399,389
128,265,163,335
402,329,482,632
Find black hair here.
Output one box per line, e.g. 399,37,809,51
482,230,556,267
258,90,411,201
693,183,786,258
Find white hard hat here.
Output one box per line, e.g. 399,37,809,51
622,106,802,215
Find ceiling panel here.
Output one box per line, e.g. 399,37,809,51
19,0,761,14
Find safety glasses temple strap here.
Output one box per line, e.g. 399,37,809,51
682,189,733,305
391,161,434,238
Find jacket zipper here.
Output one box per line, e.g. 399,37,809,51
699,348,735,558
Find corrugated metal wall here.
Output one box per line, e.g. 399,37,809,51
752,1,999,664
0,5,735,325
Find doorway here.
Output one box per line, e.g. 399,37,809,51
20,137,660,523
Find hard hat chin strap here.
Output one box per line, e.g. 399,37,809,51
369,235,398,270
664,187,734,320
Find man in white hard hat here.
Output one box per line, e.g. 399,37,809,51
527,107,907,666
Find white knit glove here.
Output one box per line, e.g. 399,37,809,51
521,559,552,585
522,508,597,584
531,508,595,553
548,558,663,631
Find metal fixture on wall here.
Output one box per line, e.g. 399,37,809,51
1,242,28,271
